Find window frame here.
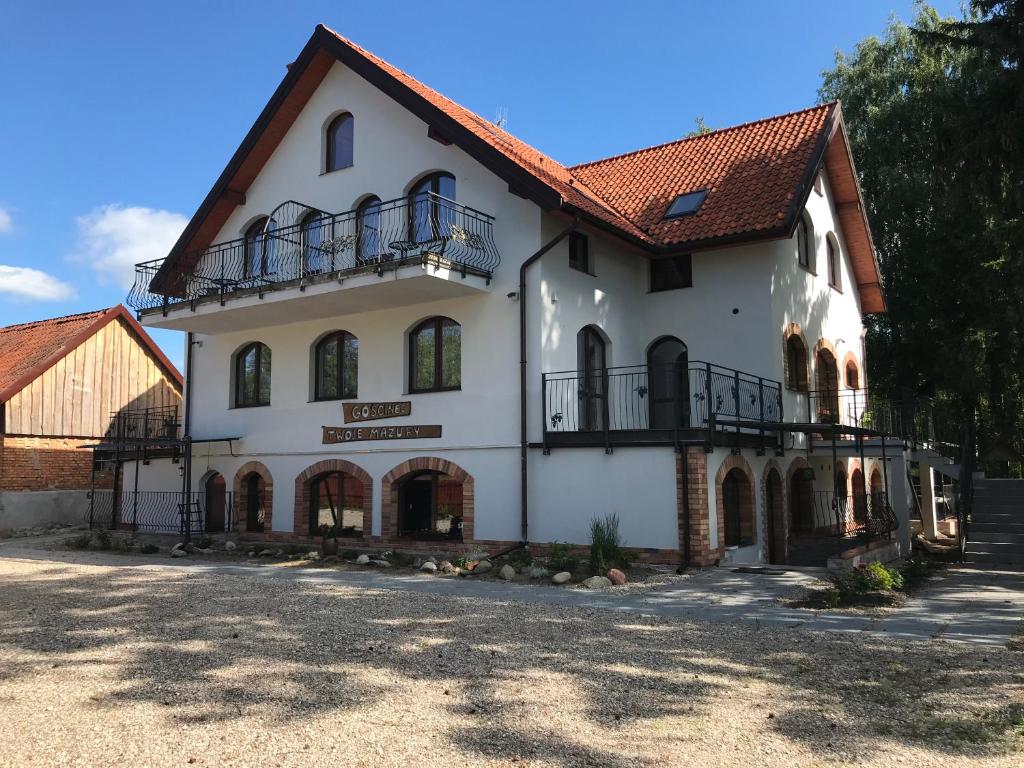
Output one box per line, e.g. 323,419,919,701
408,316,461,394
408,172,456,243
649,254,693,292
568,232,592,275
324,113,354,173
826,236,842,291
313,331,359,402
234,342,271,408
243,217,275,279
356,196,382,265
785,335,808,392
796,214,814,273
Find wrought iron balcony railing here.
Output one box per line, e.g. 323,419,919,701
127,192,500,311
542,361,783,438
103,405,182,448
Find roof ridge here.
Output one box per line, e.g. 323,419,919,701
570,102,837,171
0,307,111,334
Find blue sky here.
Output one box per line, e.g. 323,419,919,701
0,0,961,369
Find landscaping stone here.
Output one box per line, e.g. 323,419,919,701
224,541,237,551
582,576,612,589
607,569,627,586
427,556,438,565
439,560,456,573
421,561,438,573
474,559,493,574
369,559,392,568
307,551,320,561
499,564,516,581
552,571,572,585
170,544,187,559
528,566,550,580
355,554,370,565
258,549,276,558
247,550,257,558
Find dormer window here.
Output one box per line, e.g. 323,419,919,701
663,189,708,219
325,113,354,172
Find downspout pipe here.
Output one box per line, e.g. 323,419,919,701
519,217,580,544
180,331,195,542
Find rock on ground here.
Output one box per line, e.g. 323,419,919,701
421,561,437,573
582,576,612,589
607,568,627,586
499,564,517,581
473,559,493,574
355,554,370,565
552,571,572,585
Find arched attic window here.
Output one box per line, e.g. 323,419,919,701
325,113,354,172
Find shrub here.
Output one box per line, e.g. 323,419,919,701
192,536,214,550
508,549,533,569
589,513,634,573
66,532,93,550
110,536,135,553
140,543,159,555
547,541,580,572
340,549,359,560
832,561,904,601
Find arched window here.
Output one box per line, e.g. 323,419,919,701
234,342,271,407
815,348,839,423
409,172,456,243
309,470,363,537
244,217,276,278
845,360,860,389
314,331,358,400
786,335,808,391
577,325,608,431
647,336,689,429
827,235,841,289
796,213,813,271
409,316,461,393
300,211,326,275
325,113,354,172
356,196,382,265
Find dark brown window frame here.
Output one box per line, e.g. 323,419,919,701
234,342,271,408
826,236,842,291
325,113,354,172
408,172,456,242
314,330,358,401
356,195,382,264
568,232,592,275
796,214,814,274
785,335,808,392
408,316,461,394
650,253,693,292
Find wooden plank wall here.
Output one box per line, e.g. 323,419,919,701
3,317,181,438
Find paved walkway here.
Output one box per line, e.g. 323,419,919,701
2,536,1021,646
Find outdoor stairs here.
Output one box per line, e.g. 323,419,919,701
965,479,1024,569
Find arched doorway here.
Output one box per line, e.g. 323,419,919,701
577,326,607,431
790,468,814,535
815,348,840,423
721,467,754,548
851,468,867,525
870,468,884,516
397,470,464,540
765,468,785,564
308,470,365,537
647,336,689,429
242,472,266,532
204,473,226,533
834,463,849,533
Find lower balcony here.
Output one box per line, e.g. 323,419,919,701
540,362,783,451
129,193,499,333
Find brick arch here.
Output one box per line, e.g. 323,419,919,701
761,459,787,564
233,461,273,533
294,459,373,539
841,351,861,389
714,454,756,550
381,457,475,543
782,322,810,392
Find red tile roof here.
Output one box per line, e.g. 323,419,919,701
0,306,182,403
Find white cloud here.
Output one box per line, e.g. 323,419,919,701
0,265,75,301
0,205,12,234
72,204,188,289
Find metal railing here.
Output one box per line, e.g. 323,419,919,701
88,490,234,535
791,491,899,540
103,405,181,447
542,361,783,438
127,192,500,311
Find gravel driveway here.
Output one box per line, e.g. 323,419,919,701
0,554,1021,767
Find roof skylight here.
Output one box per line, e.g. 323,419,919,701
663,189,709,219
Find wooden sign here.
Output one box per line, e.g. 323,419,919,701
322,425,442,444
343,401,412,423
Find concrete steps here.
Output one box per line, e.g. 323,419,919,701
965,480,1024,569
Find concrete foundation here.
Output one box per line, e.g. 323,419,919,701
0,490,89,529
827,539,901,573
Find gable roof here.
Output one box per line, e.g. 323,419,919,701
155,24,884,313
0,305,183,404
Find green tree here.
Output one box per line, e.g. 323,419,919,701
820,2,1024,474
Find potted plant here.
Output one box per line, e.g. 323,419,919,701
319,523,339,556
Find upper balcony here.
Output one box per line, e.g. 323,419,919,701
128,193,500,332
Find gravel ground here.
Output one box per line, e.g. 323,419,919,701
0,556,1021,767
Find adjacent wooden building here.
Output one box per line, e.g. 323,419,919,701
0,305,182,527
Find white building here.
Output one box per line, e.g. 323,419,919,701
112,25,952,567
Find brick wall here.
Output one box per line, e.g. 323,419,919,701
677,447,717,566
0,435,114,491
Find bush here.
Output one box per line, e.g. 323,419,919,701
65,532,93,550
110,536,135,553
508,549,533,569
547,541,580,572
589,513,634,573
832,561,904,601
140,543,160,555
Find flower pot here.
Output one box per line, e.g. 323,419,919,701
322,538,339,556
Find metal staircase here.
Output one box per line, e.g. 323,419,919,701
964,479,1024,569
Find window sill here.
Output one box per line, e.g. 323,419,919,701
648,284,693,294
232,403,270,409
406,387,462,396
569,266,596,277
828,283,843,294
309,395,358,403
319,164,354,176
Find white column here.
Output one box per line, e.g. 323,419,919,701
886,452,913,554
919,464,940,540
